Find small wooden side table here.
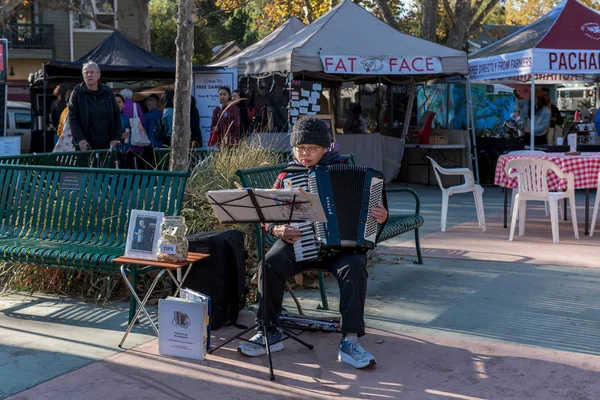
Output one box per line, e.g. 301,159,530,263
114,252,209,348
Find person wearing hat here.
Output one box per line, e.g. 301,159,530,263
237,117,388,369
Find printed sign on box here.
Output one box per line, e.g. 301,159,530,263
158,297,207,360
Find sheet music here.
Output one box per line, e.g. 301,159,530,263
206,189,327,224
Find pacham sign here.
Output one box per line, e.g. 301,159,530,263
320,56,442,75
538,50,600,73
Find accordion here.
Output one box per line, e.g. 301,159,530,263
284,164,384,261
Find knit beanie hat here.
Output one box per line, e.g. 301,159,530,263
290,117,332,148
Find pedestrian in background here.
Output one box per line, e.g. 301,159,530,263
209,86,240,147
69,61,121,150
160,89,174,147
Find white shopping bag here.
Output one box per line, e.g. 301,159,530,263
53,112,76,152
130,104,151,147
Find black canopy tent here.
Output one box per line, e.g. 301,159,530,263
31,31,181,84
29,31,218,151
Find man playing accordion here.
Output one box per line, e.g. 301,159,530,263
237,117,388,369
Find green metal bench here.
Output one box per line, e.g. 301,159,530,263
0,149,118,168
0,164,189,322
235,156,424,310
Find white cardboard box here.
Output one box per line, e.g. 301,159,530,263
158,297,207,360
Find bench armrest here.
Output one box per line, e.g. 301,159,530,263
385,187,421,215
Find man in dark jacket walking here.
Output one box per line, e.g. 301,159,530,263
69,61,121,150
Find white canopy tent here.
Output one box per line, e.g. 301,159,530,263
237,0,476,182
208,17,305,69
469,0,600,149
238,1,468,80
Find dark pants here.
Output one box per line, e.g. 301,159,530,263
257,240,368,336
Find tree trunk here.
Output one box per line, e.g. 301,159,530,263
170,0,194,172
421,0,438,42
375,0,399,30
138,0,151,50
445,0,471,50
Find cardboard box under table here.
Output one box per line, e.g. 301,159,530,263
114,252,209,348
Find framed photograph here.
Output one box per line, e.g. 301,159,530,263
125,210,164,260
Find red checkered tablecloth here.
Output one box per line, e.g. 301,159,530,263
495,153,600,190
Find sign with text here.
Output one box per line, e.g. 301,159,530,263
0,136,19,156
193,69,237,147
158,297,207,361
59,172,84,191
320,55,442,75
502,73,596,84
537,49,600,74
468,50,533,80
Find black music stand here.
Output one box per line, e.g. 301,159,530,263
205,188,323,380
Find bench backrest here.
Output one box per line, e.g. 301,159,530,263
0,165,189,246
0,150,117,168
235,153,355,189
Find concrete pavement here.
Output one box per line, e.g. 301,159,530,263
2,184,600,399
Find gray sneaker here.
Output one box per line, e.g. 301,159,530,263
338,337,377,369
237,330,284,357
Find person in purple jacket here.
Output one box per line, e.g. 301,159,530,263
120,88,147,169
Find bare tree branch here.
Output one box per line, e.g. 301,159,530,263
199,0,253,20
442,0,454,21
375,0,400,30
469,0,500,33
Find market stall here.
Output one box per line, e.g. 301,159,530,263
469,0,600,150
236,0,472,183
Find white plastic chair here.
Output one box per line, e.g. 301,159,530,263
505,158,578,244
589,171,600,236
427,156,486,233
506,150,562,218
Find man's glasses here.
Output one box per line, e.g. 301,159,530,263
293,145,324,154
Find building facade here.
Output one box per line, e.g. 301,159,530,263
1,1,145,101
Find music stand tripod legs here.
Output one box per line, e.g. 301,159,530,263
206,188,317,381
208,230,314,380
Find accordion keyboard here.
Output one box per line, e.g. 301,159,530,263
283,172,321,262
